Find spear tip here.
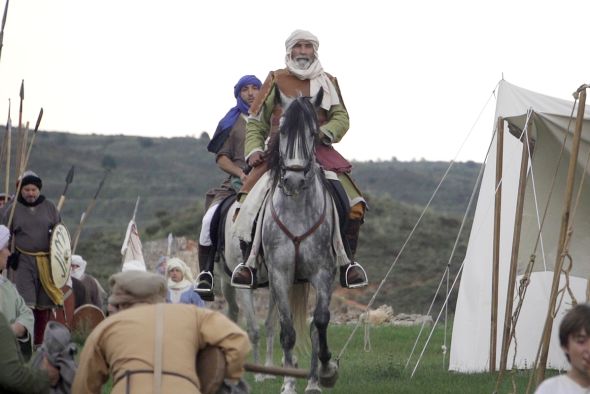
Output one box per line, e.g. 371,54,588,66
19,80,24,100
33,108,43,132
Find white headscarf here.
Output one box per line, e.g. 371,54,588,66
166,257,194,291
284,29,340,110
71,254,87,280
0,225,9,250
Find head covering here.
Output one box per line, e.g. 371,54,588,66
71,254,87,280
121,259,147,272
283,29,340,111
0,225,9,250
155,255,167,276
108,270,167,307
18,170,42,189
166,257,194,291
207,74,262,153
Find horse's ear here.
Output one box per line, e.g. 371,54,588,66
314,87,324,108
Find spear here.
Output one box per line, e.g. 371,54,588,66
71,171,108,254
7,107,43,230
2,99,11,195
0,0,9,63
56,165,75,212
166,233,173,258
14,80,23,179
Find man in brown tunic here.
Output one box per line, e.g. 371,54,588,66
73,270,251,394
2,170,62,345
194,74,261,301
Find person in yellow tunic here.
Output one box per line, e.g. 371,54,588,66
73,270,251,394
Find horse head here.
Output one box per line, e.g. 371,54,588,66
271,87,324,196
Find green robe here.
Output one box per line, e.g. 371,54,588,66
0,312,50,394
0,277,34,353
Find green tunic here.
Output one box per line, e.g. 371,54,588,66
0,277,34,350
0,312,50,394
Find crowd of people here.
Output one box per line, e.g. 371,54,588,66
0,28,584,394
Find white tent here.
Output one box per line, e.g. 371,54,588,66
450,80,590,372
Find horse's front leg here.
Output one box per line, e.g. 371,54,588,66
308,272,338,393
272,273,298,394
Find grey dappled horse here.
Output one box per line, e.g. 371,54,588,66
220,202,278,382
262,91,339,394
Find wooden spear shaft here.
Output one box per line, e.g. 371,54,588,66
243,363,309,379
71,171,107,254
533,87,587,387
490,116,504,373
0,0,9,62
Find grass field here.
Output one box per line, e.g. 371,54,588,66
94,322,554,393
241,323,545,394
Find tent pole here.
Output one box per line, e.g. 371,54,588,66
498,122,532,376
490,116,504,372
533,86,587,386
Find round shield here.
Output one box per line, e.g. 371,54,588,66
72,304,105,333
49,223,72,288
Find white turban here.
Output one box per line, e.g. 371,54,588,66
122,259,147,272
0,225,9,250
283,29,340,110
71,254,87,280
166,257,194,290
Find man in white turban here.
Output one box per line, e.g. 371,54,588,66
71,254,106,309
231,29,368,289
73,270,251,393
0,224,34,359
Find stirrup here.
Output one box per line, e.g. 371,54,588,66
195,271,214,293
344,262,368,289
230,264,256,289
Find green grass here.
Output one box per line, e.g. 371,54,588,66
86,323,552,393
242,324,540,393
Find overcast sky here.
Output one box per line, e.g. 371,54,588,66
0,0,588,162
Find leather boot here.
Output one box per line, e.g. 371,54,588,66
230,240,257,289
340,219,368,288
195,244,215,301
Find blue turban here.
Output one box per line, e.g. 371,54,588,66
207,75,262,153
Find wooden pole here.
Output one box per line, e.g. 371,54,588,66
533,87,587,387
490,116,504,372
71,171,107,254
0,0,9,62
4,103,11,196
498,123,532,375
244,363,309,379
14,80,23,183
56,165,75,212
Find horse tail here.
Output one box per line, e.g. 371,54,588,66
290,282,311,352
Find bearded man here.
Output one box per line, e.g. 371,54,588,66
194,74,261,301
2,170,62,345
73,270,251,394
231,29,368,289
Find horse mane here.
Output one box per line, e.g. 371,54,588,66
268,94,321,187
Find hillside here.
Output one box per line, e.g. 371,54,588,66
0,129,481,313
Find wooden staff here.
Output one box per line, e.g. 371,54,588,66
3,100,11,195
0,0,9,62
56,165,75,212
71,171,108,254
490,116,504,372
244,363,309,379
7,107,43,229
532,86,587,387
14,80,23,181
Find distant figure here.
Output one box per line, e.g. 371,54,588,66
0,192,12,211
535,303,590,393
195,74,262,301
0,224,34,360
73,270,251,393
71,254,105,309
154,255,167,276
2,170,62,345
166,257,204,307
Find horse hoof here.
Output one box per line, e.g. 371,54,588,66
305,381,322,393
319,361,339,388
280,385,297,394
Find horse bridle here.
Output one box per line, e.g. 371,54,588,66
270,188,327,267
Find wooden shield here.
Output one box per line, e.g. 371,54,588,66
49,223,72,288
72,304,105,333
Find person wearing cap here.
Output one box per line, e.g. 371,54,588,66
0,224,34,360
1,170,62,346
73,270,251,393
230,29,368,290
70,254,105,309
194,74,262,301
166,257,204,307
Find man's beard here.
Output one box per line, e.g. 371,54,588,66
294,57,312,70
